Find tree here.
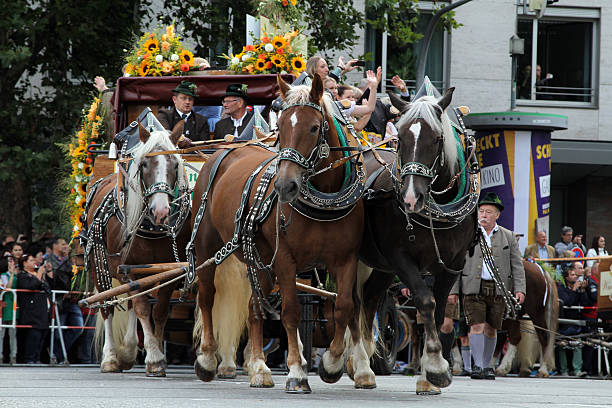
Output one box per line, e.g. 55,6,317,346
160,0,364,64
0,1,150,237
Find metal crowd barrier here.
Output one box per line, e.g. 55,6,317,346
0,288,95,365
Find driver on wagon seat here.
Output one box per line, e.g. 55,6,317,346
158,80,210,147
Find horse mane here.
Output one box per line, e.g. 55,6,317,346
396,95,458,173
124,130,187,234
284,85,313,105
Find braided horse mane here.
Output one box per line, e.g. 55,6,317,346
124,130,187,234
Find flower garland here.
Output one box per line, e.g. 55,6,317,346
66,95,105,239
124,24,195,77
222,30,305,75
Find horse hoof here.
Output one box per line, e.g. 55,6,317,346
318,361,343,384
117,360,136,371
518,370,531,378
416,380,441,396
536,371,549,378
100,360,122,373
495,368,507,377
354,373,377,389
194,360,215,382
345,357,355,381
285,378,311,394
217,367,237,379
403,366,417,376
146,362,166,377
250,372,275,388
425,368,452,388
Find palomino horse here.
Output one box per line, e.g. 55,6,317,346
85,124,190,376
495,259,558,377
189,74,374,393
354,88,479,393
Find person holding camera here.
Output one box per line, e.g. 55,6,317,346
48,238,82,362
557,261,587,377
17,253,52,364
0,253,19,364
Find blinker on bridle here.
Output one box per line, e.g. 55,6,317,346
277,101,330,174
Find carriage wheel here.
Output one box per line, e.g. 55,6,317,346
370,291,399,375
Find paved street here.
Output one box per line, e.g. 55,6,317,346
0,366,610,408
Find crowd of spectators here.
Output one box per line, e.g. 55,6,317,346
0,232,95,365
523,226,605,377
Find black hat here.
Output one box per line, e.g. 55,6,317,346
478,191,504,211
224,83,248,100
172,81,197,97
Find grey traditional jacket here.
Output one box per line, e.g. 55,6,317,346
451,225,526,296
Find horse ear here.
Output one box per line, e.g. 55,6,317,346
277,74,291,100
138,122,150,143
169,120,185,145
437,87,455,111
310,73,324,104
387,91,410,114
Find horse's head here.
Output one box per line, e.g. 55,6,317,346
128,124,184,227
390,87,455,213
274,73,329,203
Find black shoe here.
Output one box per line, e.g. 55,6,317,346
483,367,495,380
458,369,472,377
470,365,484,379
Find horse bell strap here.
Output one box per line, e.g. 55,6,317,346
143,181,174,198
242,161,279,319
213,154,278,266
185,149,235,284
479,231,521,319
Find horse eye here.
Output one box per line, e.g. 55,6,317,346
142,162,148,169
311,125,319,133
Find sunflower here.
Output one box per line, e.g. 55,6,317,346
125,63,135,75
179,49,194,66
270,55,285,68
138,60,151,76
72,146,85,157
272,36,287,49
83,164,93,176
255,59,267,71
291,56,305,72
290,0,297,5
78,183,87,195
143,38,159,53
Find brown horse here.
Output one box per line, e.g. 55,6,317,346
495,259,559,377
190,74,374,393
85,124,190,376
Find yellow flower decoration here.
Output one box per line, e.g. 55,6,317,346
138,60,151,76
72,146,85,157
255,59,267,71
272,36,287,49
179,49,194,66
290,0,297,5
291,56,305,72
83,165,93,176
78,183,87,195
143,38,159,53
270,55,285,68
166,24,175,38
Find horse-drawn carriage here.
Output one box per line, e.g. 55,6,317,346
78,72,486,394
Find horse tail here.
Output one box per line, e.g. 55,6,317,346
192,254,250,361
213,254,251,363
542,270,559,369
92,290,132,360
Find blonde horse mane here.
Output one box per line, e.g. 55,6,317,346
124,130,187,234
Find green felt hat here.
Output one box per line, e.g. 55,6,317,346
224,83,248,100
478,191,504,211
172,80,197,97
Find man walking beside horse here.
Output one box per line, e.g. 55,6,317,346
450,192,526,380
